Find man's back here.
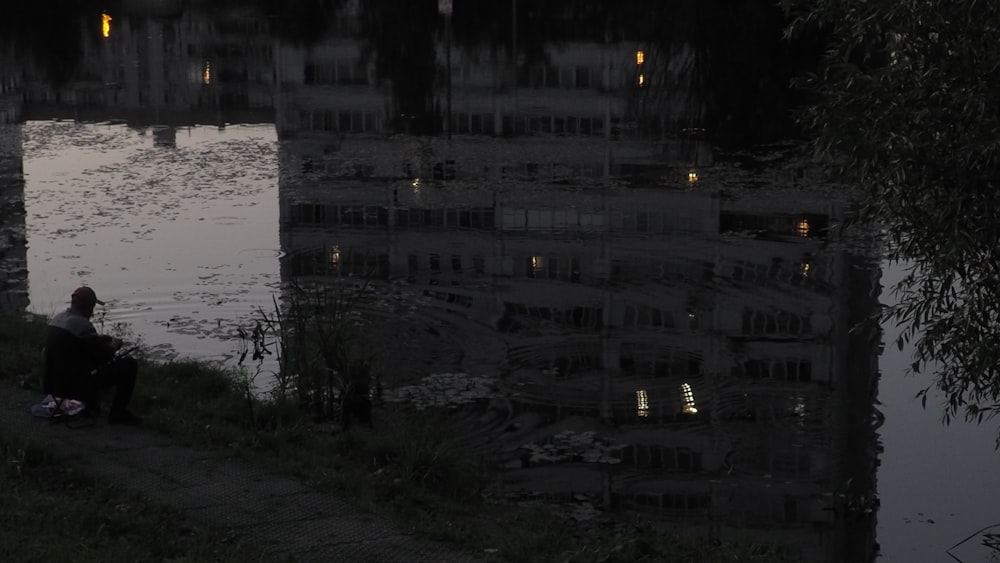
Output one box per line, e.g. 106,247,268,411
44,308,114,400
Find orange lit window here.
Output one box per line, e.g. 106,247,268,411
796,219,810,237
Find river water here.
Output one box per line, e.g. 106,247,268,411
2,3,999,562
21,121,280,363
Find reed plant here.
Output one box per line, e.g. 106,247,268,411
235,280,380,428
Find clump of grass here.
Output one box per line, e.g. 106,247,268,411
235,281,380,427
375,408,484,501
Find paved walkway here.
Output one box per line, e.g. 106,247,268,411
1,383,492,563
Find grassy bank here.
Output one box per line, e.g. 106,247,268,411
0,429,274,562
0,312,799,563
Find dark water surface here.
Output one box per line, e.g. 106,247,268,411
2,3,999,562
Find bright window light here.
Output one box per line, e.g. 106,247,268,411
636,389,649,417
681,383,697,414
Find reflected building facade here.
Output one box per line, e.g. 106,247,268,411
274,13,880,563
20,6,275,130
7,5,880,560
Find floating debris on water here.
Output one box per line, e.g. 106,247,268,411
521,430,624,465
383,372,506,409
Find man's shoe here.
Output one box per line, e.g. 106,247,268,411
108,408,142,426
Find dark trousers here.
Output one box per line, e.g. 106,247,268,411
92,356,138,411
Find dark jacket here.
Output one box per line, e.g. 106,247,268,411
43,308,116,402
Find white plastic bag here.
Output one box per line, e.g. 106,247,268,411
30,394,86,418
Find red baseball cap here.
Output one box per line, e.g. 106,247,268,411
71,286,105,305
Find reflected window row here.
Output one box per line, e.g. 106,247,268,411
727,258,823,289
741,307,813,336
621,304,687,331
285,248,389,278
188,43,274,59
620,346,701,377
720,212,828,239
287,248,594,284
611,258,713,283
503,302,602,329
617,444,702,472
733,359,813,382
523,255,582,282
286,202,732,237
293,109,610,137
420,253,486,275
516,64,599,90
297,110,380,133
718,393,828,431
183,18,271,34
620,492,711,514
287,203,611,232
496,162,605,183
303,63,369,86
297,60,607,90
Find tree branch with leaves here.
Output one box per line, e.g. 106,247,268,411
786,0,1000,430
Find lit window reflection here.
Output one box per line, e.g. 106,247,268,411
203,61,211,85
637,73,645,87
636,50,645,65
102,13,112,38
636,389,649,417
681,383,697,414
796,219,810,237
329,246,341,266
527,255,546,278
688,171,698,183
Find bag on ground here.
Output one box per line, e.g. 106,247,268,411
30,394,86,418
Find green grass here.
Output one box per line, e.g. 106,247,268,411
0,429,277,562
2,313,801,563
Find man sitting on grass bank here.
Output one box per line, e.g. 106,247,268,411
43,286,142,426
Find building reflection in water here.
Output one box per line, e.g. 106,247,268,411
2,4,881,560
273,7,880,562
18,4,274,130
